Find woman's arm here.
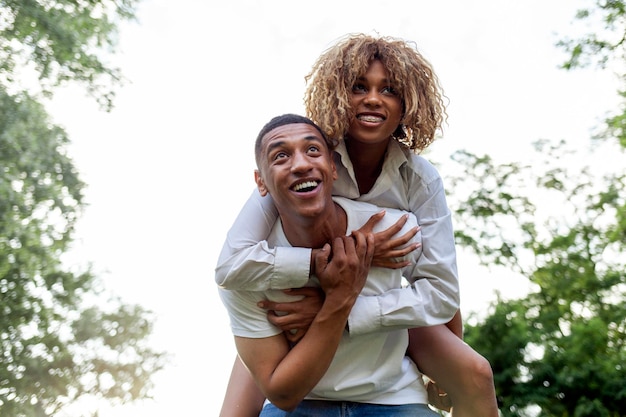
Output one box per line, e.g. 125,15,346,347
215,189,312,291
347,174,460,335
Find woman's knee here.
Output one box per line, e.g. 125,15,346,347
469,353,495,392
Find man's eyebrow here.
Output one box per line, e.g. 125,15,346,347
304,135,325,143
265,134,325,154
265,140,286,155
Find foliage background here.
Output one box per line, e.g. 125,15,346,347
2,0,622,416
0,1,164,415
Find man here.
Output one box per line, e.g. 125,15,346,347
218,114,440,416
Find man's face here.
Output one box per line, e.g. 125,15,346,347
255,123,337,219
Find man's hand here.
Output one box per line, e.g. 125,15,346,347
356,211,421,269
314,232,374,301
259,287,325,343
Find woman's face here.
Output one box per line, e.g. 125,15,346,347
347,60,403,146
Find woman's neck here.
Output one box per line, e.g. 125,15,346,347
345,138,389,194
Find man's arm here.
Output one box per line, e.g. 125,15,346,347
235,233,373,412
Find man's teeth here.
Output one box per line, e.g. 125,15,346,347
359,115,383,122
293,181,318,192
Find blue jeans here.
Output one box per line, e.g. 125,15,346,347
260,400,439,417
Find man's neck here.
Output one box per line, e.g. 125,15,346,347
281,201,347,248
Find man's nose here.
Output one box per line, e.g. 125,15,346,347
291,151,313,172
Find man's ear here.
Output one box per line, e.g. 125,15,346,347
254,170,269,196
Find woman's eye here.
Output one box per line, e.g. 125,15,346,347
382,86,398,95
352,84,366,93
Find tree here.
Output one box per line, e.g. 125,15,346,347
455,2,626,416
0,1,165,416
1,0,137,109
457,142,626,416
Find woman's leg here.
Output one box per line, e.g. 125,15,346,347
219,355,266,417
408,312,499,417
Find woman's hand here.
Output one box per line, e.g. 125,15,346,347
426,379,452,412
259,287,325,343
356,211,421,269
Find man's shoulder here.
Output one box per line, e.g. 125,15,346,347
332,196,418,234
333,196,407,217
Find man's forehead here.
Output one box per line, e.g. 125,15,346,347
261,123,325,145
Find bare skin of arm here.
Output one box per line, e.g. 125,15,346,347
233,233,374,412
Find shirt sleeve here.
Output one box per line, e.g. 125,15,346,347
347,170,460,335
215,189,312,291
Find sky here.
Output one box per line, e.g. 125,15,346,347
44,1,619,415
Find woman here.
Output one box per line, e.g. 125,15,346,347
216,33,498,417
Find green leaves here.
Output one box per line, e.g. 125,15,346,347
0,2,165,416
457,135,626,415
0,0,138,109
452,8,626,405
558,1,626,71
0,85,165,417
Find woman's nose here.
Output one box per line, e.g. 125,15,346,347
364,90,382,106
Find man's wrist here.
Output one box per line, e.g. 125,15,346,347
310,248,320,275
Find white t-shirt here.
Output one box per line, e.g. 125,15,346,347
219,197,428,405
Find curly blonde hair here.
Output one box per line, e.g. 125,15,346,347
304,33,447,153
